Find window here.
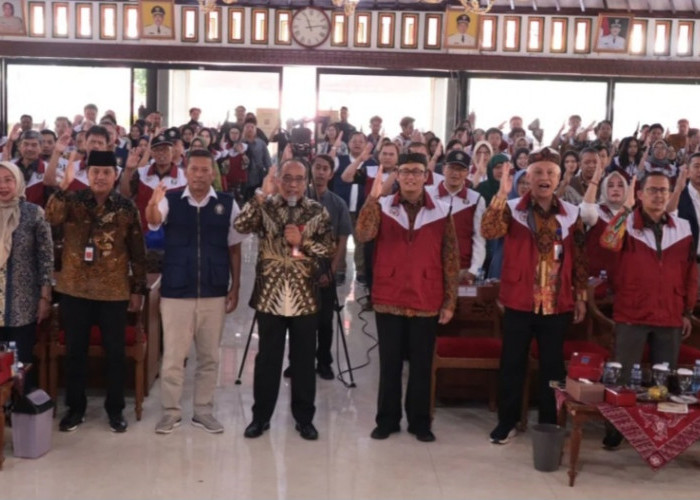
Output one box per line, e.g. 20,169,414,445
252,8,268,44
677,21,693,56
573,18,591,54
275,10,291,45
654,20,671,55
182,7,198,42
52,3,68,38
480,16,497,51
424,14,441,49
123,5,139,40
331,12,347,47
76,3,92,39
99,4,117,40
401,13,418,49
377,13,395,48
354,12,371,47
527,17,544,52
28,2,45,37
503,16,520,52
629,20,646,55
228,8,244,43
205,8,221,42
550,18,567,53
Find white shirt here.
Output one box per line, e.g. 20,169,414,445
149,186,245,247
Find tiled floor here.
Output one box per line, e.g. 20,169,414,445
3,238,700,499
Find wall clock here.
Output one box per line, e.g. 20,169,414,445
291,7,331,48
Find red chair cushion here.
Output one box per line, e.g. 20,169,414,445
531,340,610,361
436,337,502,359
58,326,138,346
679,344,700,366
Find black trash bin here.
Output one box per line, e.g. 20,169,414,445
12,389,54,458
531,423,565,472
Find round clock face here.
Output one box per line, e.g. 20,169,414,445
291,7,331,48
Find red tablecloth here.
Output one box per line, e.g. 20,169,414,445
555,389,700,470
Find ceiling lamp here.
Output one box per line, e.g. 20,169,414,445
458,0,495,14
331,0,360,16
199,0,236,14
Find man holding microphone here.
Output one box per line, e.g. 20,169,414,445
235,159,335,440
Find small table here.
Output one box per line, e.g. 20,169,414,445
557,398,606,487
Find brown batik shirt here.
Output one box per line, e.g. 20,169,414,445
45,189,148,301
234,193,335,317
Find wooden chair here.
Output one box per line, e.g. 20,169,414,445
430,284,532,430
48,304,147,420
31,309,54,392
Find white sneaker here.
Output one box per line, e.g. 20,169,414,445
192,414,224,434
155,415,182,434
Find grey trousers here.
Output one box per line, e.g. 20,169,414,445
613,322,681,385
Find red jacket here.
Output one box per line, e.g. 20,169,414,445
498,194,580,314
372,190,450,312
609,208,697,327
135,163,187,231
585,204,620,289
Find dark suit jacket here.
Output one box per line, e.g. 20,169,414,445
678,185,699,250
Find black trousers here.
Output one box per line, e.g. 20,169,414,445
253,312,318,425
0,322,37,392
60,295,128,416
498,308,569,428
316,284,335,367
375,312,437,433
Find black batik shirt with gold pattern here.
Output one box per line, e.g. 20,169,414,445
45,189,148,301
234,194,335,317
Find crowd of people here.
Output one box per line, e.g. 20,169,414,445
1,102,698,449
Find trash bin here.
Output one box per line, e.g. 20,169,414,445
12,389,54,459
531,423,565,472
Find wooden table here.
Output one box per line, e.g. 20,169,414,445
556,398,606,487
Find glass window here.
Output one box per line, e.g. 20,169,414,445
468,77,607,145
613,82,700,142
7,64,131,127
318,73,448,141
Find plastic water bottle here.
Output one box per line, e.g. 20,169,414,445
7,340,18,375
476,268,485,286
630,363,643,391
599,270,607,282
692,360,700,394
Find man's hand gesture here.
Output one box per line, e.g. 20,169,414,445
261,165,278,196
369,165,384,200
59,152,77,191
497,162,514,198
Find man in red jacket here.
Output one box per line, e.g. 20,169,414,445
356,153,459,442
600,171,697,448
482,147,588,444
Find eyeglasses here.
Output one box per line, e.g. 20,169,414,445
281,175,306,185
397,169,427,178
644,187,670,195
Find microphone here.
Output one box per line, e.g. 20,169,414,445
286,195,301,257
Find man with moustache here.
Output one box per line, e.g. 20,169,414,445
235,159,335,441
482,147,588,444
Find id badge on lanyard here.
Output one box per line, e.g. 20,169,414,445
553,228,563,262
84,239,96,263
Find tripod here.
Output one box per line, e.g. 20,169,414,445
234,277,356,386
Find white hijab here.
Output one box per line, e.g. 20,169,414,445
0,161,26,269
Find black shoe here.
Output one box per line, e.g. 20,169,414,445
489,423,516,444
316,364,334,380
108,413,128,433
370,425,400,440
335,273,346,286
244,420,270,438
59,411,85,432
603,428,623,450
415,430,436,442
283,366,292,378
295,422,319,440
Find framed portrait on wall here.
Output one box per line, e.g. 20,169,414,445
140,0,174,39
0,0,26,35
594,13,633,53
444,8,478,49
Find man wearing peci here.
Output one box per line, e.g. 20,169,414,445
598,19,626,50
143,5,172,37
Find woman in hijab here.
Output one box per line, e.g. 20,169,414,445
579,157,629,295
477,153,508,205
0,161,53,379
